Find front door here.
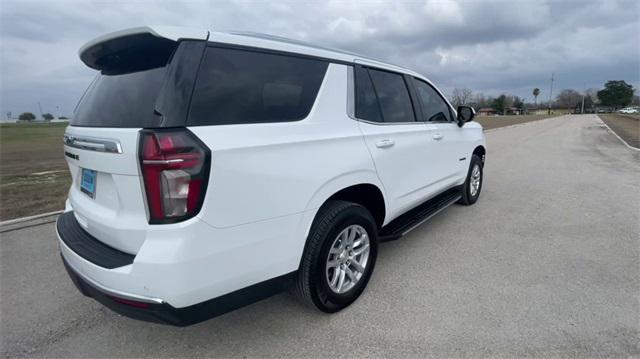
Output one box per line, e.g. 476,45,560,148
411,77,466,188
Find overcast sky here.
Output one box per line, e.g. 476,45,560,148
1,0,638,118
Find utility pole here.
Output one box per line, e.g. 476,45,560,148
547,73,554,115
580,83,586,114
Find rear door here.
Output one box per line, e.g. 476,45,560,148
354,65,439,218
64,38,205,254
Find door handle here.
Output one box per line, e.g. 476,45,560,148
432,133,444,141
375,139,395,148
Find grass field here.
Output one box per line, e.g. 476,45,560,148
0,114,564,221
0,122,70,220
598,113,640,148
475,114,562,130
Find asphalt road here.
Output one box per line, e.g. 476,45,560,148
1,115,639,358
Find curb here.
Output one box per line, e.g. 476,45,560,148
596,116,640,152
0,210,63,226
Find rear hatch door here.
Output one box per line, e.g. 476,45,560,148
64,29,206,254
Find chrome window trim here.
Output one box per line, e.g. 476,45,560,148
355,118,425,126
347,65,355,119
63,134,123,154
348,63,424,127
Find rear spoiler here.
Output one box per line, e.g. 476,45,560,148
79,26,209,72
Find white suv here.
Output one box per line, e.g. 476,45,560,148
58,26,486,326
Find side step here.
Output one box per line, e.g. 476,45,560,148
378,187,462,242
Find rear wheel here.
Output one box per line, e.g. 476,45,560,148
294,200,378,312
459,154,483,205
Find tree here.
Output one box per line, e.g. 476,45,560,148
58,116,69,120
42,113,54,121
532,88,540,106
585,88,599,105
597,80,634,109
555,89,582,109
451,88,473,107
18,112,36,122
472,93,491,109
491,95,507,114
582,95,595,111
513,96,524,109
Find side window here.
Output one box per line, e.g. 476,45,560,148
412,79,453,122
188,47,328,126
367,68,416,123
355,66,383,122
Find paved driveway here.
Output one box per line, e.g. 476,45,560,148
1,115,638,358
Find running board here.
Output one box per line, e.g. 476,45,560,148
378,187,462,242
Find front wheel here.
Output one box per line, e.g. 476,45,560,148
294,200,378,312
458,154,483,205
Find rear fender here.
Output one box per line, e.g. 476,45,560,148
290,171,388,266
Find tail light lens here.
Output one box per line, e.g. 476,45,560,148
139,129,210,224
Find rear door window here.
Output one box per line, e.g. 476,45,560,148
355,66,383,123
367,68,416,123
188,47,329,126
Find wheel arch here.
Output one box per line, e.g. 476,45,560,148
324,184,386,229
304,171,387,229
473,145,486,165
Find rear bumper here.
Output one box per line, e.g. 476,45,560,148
57,211,298,326
62,255,187,325
62,255,294,326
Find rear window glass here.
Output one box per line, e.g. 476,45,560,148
72,67,166,127
187,47,329,126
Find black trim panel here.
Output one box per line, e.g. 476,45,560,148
62,255,295,326
57,211,135,269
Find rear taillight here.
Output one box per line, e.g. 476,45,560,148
139,129,210,224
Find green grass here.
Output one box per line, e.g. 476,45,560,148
1,122,68,143
1,122,71,220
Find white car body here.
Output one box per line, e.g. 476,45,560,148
58,26,485,325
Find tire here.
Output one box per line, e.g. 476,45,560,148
294,200,378,313
458,154,483,205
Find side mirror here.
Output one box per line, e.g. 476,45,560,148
457,106,475,127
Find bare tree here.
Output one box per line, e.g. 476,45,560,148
585,88,599,105
555,89,582,109
451,88,474,107
472,93,490,109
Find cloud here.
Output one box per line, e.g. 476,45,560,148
0,0,638,117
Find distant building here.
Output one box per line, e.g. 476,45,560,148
527,108,547,115
477,108,498,116
505,107,522,115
